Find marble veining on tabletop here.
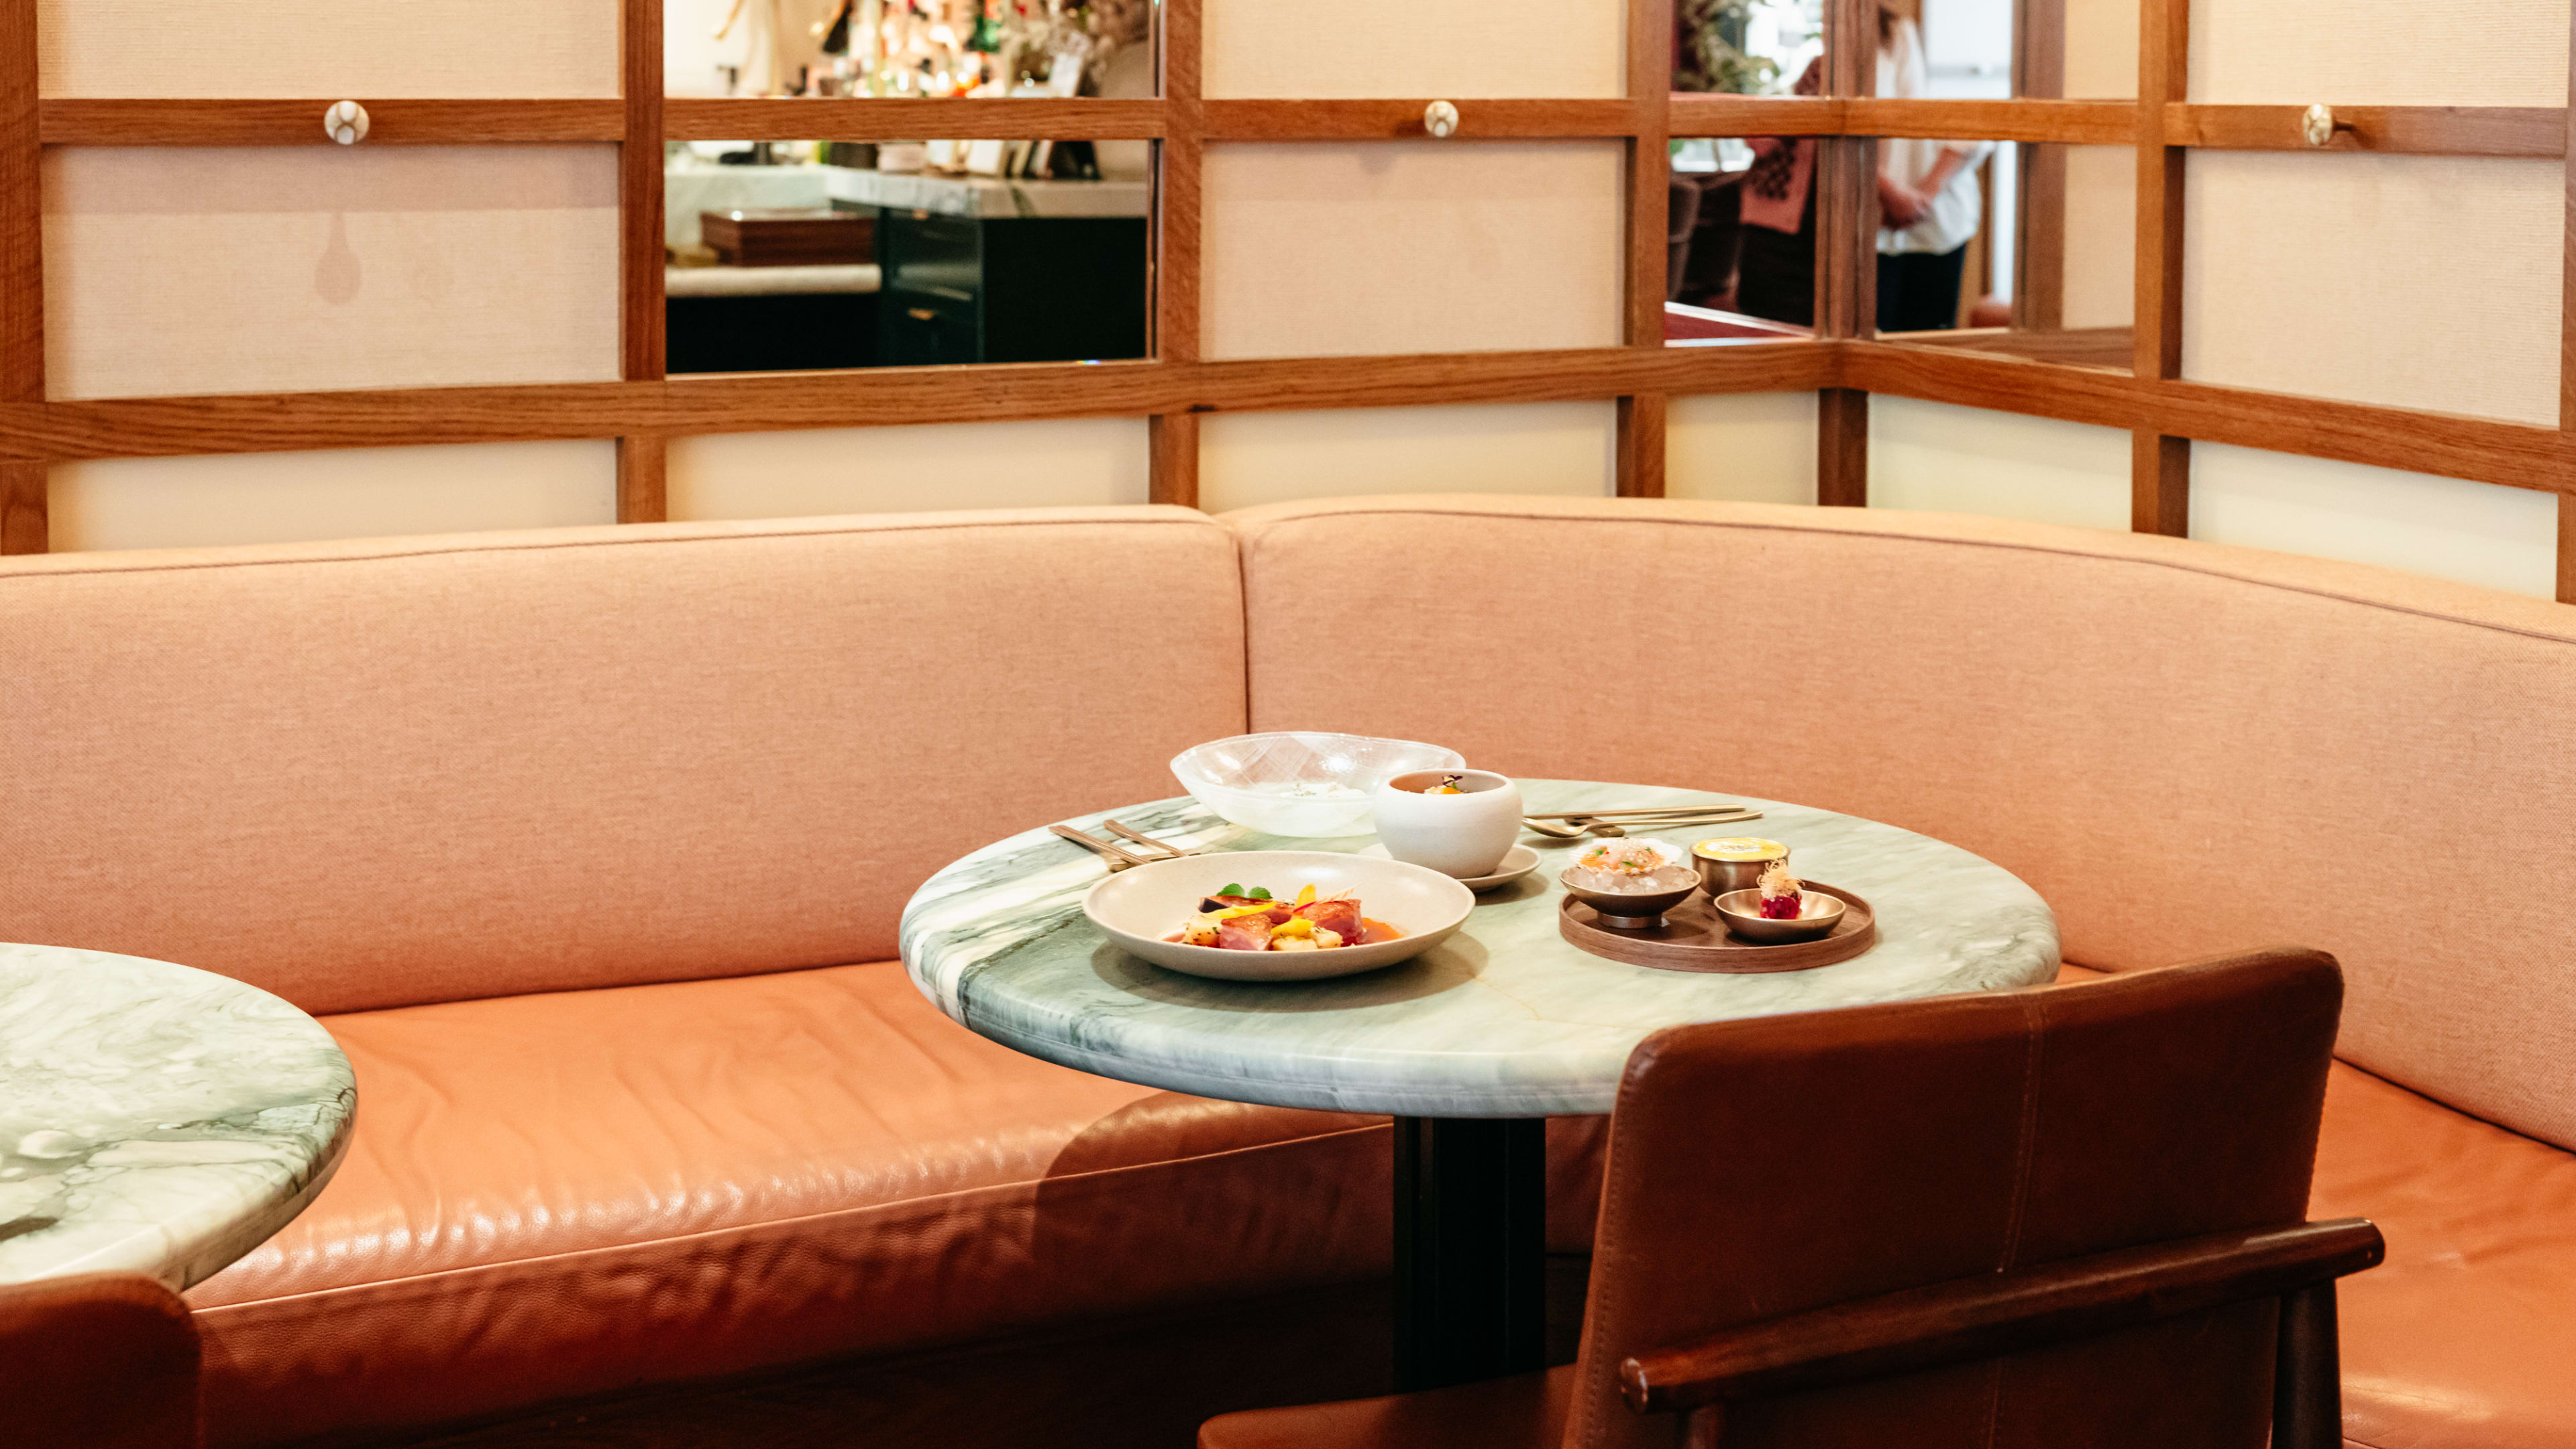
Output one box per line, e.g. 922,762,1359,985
904,781,2061,1117
0,944,356,1289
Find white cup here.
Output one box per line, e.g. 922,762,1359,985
1372,769,1523,878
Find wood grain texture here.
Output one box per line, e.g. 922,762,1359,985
664,98,1167,142
2559,494,2575,603
1617,392,1667,498
1844,341,2573,494
1843,99,2133,145
1149,411,1200,508
1668,95,1845,138
39,99,627,145
1622,1219,2382,1415
1817,388,1867,506
1201,99,1643,140
0,347,1838,462
2168,105,2564,158
0,0,38,404
2132,0,2186,382
1613,0,1673,501
0,458,42,553
616,435,665,523
1158,0,1201,366
623,0,665,383
2132,431,2188,535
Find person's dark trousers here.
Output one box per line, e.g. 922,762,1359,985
1875,244,1969,332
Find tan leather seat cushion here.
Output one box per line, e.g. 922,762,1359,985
186,961,1392,1448
2315,1063,2576,1449
2051,963,2576,1448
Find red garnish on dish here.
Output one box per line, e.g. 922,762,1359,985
1757,860,1804,920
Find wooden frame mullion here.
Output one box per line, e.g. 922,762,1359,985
618,0,667,524
1813,0,1878,508
2562,20,2576,602
2128,0,2190,537
1148,0,1203,509
1,0,39,553
1616,0,1675,500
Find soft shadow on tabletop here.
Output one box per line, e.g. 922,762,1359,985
1089,932,1488,1013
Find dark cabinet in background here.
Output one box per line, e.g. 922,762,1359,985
874,207,1149,368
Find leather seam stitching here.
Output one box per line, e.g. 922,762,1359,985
1997,994,2046,1274
185,1120,1395,1315
1237,506,2576,648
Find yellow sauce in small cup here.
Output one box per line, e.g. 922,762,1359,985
1693,837,1788,863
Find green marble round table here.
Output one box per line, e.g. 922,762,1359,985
904,779,2060,1389
0,943,355,1289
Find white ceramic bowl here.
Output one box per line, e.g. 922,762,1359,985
1371,769,1525,878
1083,850,1475,981
1171,733,1466,839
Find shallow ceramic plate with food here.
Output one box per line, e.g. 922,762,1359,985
1084,851,1476,981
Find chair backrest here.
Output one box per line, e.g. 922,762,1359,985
0,507,1246,1015
1561,947,2343,1449
1,1273,201,1448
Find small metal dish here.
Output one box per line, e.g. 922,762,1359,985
1558,869,1701,930
1713,888,1845,944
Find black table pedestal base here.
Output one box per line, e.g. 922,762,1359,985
1393,1116,1549,1391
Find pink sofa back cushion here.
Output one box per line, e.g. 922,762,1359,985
1231,496,2576,1152
0,508,1247,1015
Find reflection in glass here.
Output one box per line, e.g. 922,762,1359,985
1674,0,1825,96
1666,137,1817,344
667,0,1153,101
1882,142,2133,370
665,138,1151,374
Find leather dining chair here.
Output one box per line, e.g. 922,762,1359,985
1203,947,2381,1449
1,1272,203,1448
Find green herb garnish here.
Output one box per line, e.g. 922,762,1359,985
1248,887,1273,900
1220,882,1243,897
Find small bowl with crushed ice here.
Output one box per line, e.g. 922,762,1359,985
1558,838,1703,929
1171,732,1466,839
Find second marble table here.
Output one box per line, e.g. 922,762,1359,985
0,943,356,1291
904,780,2060,1387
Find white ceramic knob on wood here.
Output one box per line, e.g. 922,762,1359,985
1424,101,1459,139
325,101,370,146
2301,103,2334,148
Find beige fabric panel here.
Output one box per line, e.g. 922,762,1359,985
1228,494,2576,1150
44,148,621,401
49,443,616,553
1204,0,1624,99
2059,145,2133,330
2190,442,2559,600
38,0,620,98
2059,0,2138,99
1868,397,2130,531
1665,392,1817,505
1201,142,1625,360
1199,402,1615,513
667,419,1151,520
2182,152,2561,427
2190,0,2567,105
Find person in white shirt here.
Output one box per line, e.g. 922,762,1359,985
1874,1,1994,332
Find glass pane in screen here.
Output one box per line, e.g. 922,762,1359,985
667,0,1153,100
1673,0,1827,96
665,138,1150,373
1665,137,1821,343
1877,141,2133,373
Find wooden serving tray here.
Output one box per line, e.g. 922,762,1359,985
1558,883,1877,974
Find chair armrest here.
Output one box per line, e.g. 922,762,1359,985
1621,1217,2383,1415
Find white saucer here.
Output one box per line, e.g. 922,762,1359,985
1361,843,1541,893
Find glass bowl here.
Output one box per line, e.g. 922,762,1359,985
1171,732,1466,839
